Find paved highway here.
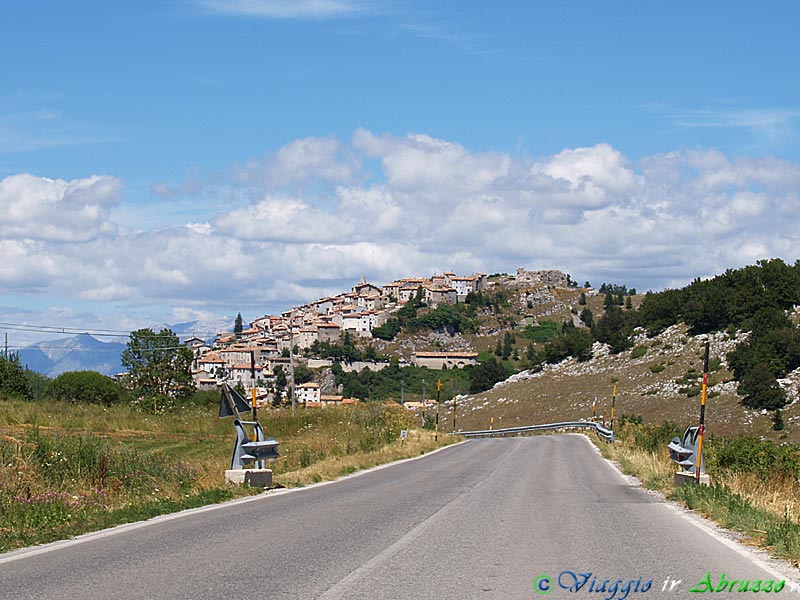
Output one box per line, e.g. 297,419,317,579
2,436,796,599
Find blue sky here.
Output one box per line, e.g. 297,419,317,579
1,1,800,345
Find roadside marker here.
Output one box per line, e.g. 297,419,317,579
695,341,710,482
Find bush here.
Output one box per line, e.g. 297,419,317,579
709,436,800,480
47,371,121,406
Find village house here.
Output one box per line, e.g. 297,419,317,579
197,351,225,375
320,394,344,407
411,351,479,369
295,382,321,404
448,273,487,299
292,327,319,350
219,347,260,369
316,322,341,343
423,285,457,306
228,364,259,388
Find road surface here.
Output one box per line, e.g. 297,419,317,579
2,435,795,599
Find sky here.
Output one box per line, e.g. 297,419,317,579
2,0,800,347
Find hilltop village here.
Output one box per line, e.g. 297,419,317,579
188,268,574,407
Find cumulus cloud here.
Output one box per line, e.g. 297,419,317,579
0,173,121,242
234,136,360,189
4,131,800,329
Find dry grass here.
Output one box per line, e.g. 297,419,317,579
449,324,797,443
721,472,800,524
274,429,457,487
594,436,675,491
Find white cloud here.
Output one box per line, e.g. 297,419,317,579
4,131,800,333
0,173,121,242
233,136,360,189
197,0,370,19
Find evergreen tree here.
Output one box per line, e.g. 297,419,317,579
773,408,785,431
738,362,787,410
502,332,513,360
234,312,244,337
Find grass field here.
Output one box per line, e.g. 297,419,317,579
0,398,455,553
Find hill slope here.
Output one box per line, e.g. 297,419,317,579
444,324,800,442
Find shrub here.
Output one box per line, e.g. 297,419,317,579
709,436,800,481
47,371,121,406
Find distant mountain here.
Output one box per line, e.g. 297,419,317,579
17,317,231,378
18,333,127,378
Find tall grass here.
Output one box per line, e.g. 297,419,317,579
601,417,800,563
0,398,451,553
0,426,224,552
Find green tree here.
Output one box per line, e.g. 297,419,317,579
121,328,195,411
603,291,615,310
502,332,514,360
593,305,633,353
578,292,587,306
293,364,313,385
0,354,35,400
372,318,401,341
580,307,594,328
544,323,593,363
273,366,287,396
469,358,509,393
773,409,785,431
738,362,787,411
47,371,121,406
234,312,244,337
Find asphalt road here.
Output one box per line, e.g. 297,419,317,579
2,435,796,599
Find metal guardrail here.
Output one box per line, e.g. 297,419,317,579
455,420,615,443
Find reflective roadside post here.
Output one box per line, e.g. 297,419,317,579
610,384,617,430
696,341,710,483
250,350,258,421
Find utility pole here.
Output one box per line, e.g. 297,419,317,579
290,349,296,415
435,379,441,441
421,379,426,418
4,333,7,359
401,379,405,405
452,386,457,433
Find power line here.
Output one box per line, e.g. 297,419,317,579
0,321,224,340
